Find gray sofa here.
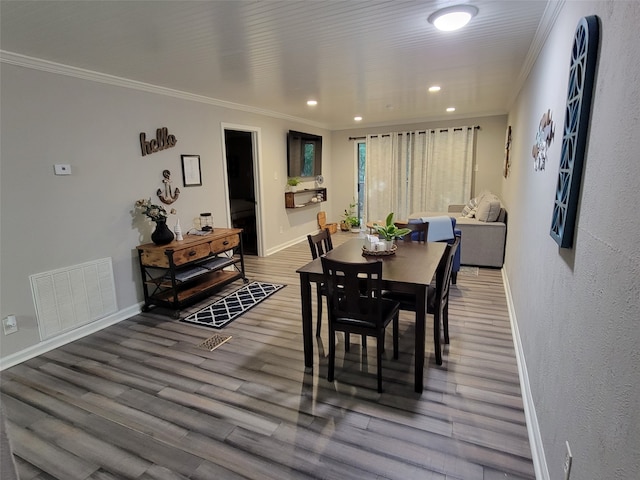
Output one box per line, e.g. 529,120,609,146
409,204,507,268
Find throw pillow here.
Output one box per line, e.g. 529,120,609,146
461,195,481,218
476,194,501,222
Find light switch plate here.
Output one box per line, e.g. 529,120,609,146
54,164,72,175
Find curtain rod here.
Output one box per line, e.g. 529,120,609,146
348,125,480,140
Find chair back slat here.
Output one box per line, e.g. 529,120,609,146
396,222,429,243
307,228,334,259
321,257,383,327
435,235,461,305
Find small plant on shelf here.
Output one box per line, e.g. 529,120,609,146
286,177,301,191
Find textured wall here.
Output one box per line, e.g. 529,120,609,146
503,1,640,478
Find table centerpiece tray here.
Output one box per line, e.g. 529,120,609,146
362,244,397,256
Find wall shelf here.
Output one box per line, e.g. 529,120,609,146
285,187,327,209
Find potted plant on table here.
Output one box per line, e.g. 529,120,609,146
341,200,361,232
374,212,411,250
134,198,177,245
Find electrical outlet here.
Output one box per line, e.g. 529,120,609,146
3,315,18,335
563,441,573,480
279,226,284,234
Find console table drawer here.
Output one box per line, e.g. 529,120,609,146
172,243,211,266
210,234,239,253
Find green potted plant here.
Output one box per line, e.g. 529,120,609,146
341,200,360,232
374,212,411,249
287,177,301,192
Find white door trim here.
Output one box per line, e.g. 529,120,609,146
220,122,264,257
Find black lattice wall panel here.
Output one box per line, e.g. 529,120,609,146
550,15,600,248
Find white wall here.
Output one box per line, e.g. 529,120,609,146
329,115,507,222
0,61,329,359
503,1,640,478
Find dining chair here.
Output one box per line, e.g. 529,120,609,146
395,221,429,242
321,256,400,393
307,228,334,336
430,235,460,364
382,234,460,365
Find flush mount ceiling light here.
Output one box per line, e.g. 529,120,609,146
446,107,456,112
428,5,478,31
428,85,441,92
307,100,318,106
354,116,363,122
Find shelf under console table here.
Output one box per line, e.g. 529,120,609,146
136,227,247,318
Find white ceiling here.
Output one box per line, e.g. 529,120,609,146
0,1,553,130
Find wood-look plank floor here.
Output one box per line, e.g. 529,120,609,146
0,232,534,480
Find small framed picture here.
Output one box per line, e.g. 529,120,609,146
181,154,202,186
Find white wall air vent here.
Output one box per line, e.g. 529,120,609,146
30,258,117,341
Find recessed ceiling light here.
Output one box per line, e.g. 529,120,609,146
428,5,478,32
428,85,441,92
354,116,363,121
307,100,318,106
446,107,456,112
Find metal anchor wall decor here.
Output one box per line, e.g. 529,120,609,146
157,169,180,205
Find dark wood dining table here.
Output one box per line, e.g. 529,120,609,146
296,238,447,393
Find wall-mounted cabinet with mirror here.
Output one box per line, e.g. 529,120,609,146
287,130,322,178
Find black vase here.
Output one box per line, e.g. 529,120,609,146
151,219,174,245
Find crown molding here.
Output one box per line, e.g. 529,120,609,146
0,50,329,130
508,0,566,110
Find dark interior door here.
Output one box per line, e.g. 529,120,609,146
224,130,257,255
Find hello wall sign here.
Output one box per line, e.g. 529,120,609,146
140,127,177,156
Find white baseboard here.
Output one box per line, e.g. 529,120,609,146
265,234,309,256
0,304,141,371
502,268,549,480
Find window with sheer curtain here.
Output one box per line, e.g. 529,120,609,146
364,127,475,221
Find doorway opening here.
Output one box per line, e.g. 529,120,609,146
224,129,258,255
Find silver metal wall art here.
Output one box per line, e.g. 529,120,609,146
532,110,555,172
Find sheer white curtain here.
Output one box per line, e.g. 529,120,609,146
365,127,474,221
411,127,475,212
365,133,400,222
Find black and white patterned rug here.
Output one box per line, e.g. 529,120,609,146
181,281,285,329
